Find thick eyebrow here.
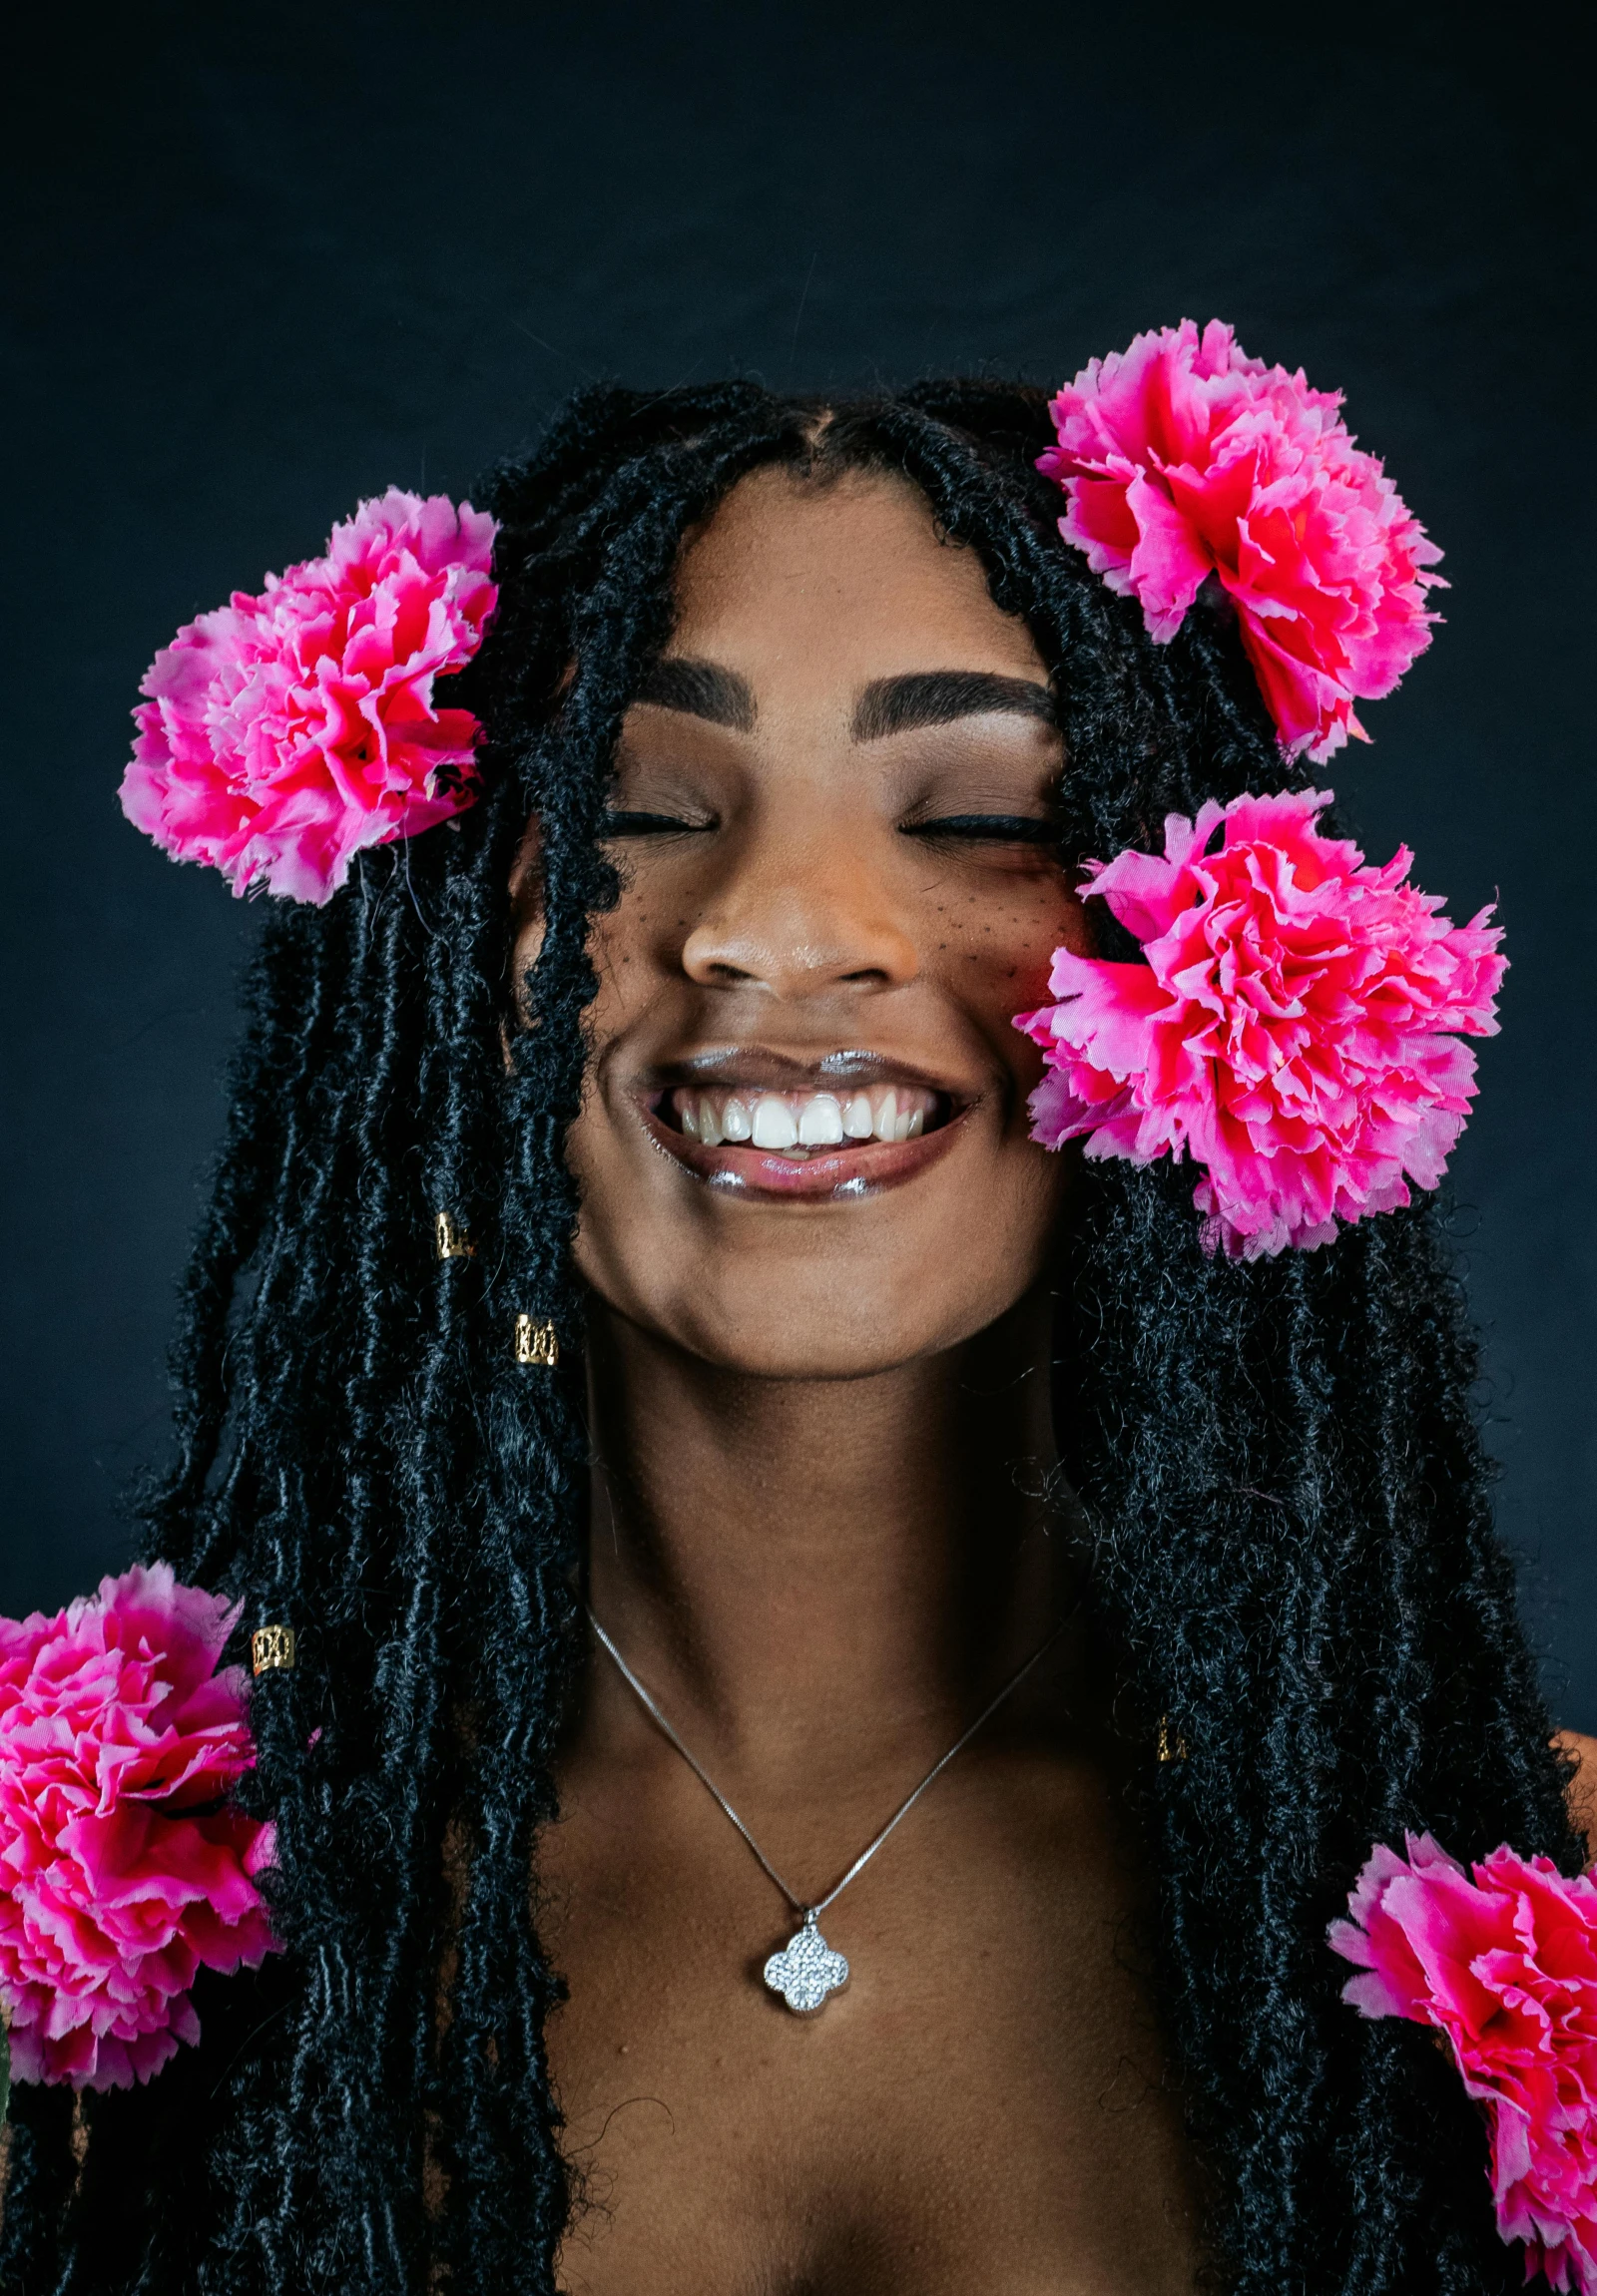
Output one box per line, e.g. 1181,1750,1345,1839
851,671,1057,742
633,655,756,731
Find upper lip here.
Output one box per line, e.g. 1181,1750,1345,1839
640,1045,970,1101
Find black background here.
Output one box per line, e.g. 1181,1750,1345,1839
5,4,1593,1713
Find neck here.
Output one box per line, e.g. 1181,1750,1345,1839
581,1285,1074,1782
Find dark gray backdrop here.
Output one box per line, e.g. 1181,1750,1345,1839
6,3,1593,1713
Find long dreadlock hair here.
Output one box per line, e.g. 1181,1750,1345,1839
1,378,1577,2295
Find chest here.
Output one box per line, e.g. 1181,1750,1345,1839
538,1749,1202,2295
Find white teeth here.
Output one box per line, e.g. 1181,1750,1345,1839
752,1095,798,1150
798,1094,844,1147
672,1081,939,1153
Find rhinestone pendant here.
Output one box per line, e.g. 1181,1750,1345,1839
763,1912,849,2015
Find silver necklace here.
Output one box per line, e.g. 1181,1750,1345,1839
585,1600,1078,2016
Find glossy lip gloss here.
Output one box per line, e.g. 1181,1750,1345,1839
639,1101,971,1197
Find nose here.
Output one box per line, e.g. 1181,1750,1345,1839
681,826,919,999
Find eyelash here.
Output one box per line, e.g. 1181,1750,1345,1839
904,815,1057,845
600,811,711,836
600,811,1057,845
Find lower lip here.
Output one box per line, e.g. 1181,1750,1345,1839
639,1104,970,1198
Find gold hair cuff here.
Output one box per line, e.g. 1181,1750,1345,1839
252,1624,296,1675
435,1210,475,1260
515,1314,559,1367
1156,1715,1189,1764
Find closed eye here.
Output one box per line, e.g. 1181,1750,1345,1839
604,810,1055,842
902,815,1057,844
601,809,717,837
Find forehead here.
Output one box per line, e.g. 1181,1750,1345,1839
667,464,1049,690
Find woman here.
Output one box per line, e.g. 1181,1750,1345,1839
2,345,1581,2294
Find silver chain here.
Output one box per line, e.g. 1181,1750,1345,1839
585,1598,1079,1923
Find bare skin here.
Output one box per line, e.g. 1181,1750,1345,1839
1556,1732,1597,1851
519,466,1204,2293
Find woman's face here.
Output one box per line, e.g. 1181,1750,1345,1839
524,464,1090,1379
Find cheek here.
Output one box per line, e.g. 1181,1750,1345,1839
580,881,671,1033
920,880,1090,1063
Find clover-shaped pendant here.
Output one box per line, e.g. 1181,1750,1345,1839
763,1913,849,2014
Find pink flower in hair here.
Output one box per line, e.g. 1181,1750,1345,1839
1331,1835,1597,2293
1014,789,1503,1258
1038,319,1444,761
121,489,498,903
0,1564,278,2090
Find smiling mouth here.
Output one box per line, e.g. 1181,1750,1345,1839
640,1064,966,1198
664,1082,946,1153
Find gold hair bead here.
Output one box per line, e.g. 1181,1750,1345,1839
515,1314,559,1367
252,1624,296,1676
1155,1715,1189,1764
435,1210,476,1260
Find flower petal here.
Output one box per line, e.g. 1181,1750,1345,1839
0,1564,281,2089
119,491,498,904
1331,1835,1597,2290
1014,791,1502,1255
1038,319,1442,760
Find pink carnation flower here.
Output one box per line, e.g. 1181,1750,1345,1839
0,1564,278,2090
1038,318,1444,761
120,489,498,904
1014,789,1504,1258
1331,1835,1597,2294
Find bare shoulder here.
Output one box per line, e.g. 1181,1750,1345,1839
1552,1730,1597,1860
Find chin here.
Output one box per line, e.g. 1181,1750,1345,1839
580,1256,1042,1380
678,1323,956,1382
